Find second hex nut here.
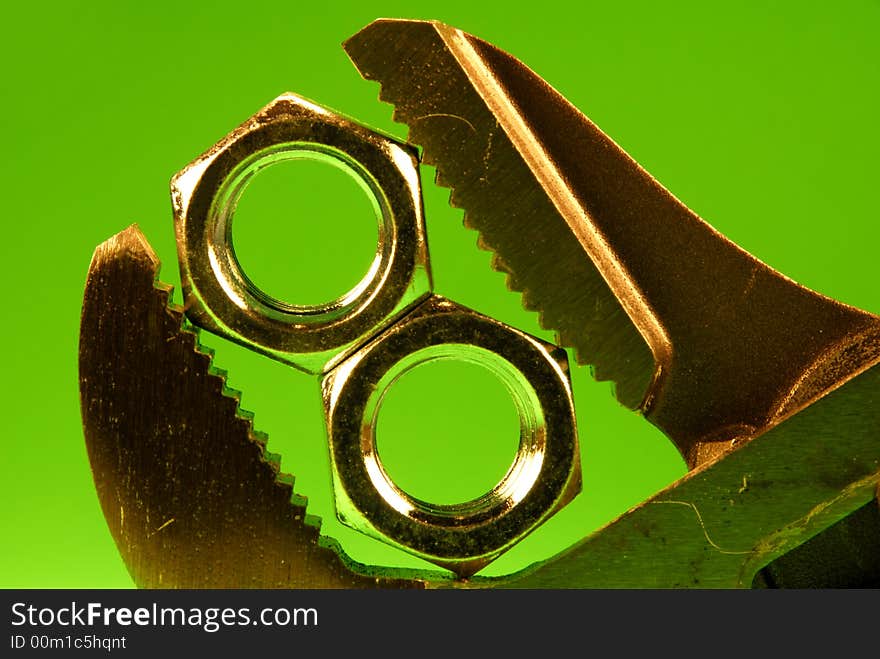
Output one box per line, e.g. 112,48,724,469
322,295,582,577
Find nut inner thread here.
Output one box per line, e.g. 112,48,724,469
362,344,547,519
209,144,390,324
229,154,382,308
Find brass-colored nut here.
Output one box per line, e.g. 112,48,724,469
171,92,581,577
171,92,432,373
322,295,582,577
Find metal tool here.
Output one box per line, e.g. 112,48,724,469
79,18,880,588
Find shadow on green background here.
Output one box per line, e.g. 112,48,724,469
2,1,878,587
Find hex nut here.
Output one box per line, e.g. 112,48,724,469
171,92,432,373
322,295,582,577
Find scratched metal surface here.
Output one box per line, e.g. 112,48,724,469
79,226,433,588
493,362,880,588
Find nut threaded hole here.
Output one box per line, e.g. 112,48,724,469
375,358,520,504
362,343,548,521
230,154,381,309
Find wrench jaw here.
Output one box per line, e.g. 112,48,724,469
78,225,431,589
344,19,880,469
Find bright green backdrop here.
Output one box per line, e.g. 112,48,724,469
2,1,878,587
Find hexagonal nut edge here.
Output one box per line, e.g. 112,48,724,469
171,92,432,373
321,294,582,577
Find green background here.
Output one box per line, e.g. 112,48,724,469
2,1,878,587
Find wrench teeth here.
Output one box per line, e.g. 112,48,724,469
79,225,425,588
345,19,653,410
